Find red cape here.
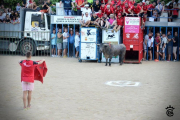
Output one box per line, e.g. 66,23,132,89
34,61,47,83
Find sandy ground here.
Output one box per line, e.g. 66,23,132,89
0,56,180,120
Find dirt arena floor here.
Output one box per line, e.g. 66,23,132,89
0,56,180,120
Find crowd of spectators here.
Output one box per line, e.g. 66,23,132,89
143,30,179,62
0,4,20,24
0,0,56,24
58,0,180,28
51,28,80,58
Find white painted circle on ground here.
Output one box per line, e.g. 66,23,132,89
105,81,141,87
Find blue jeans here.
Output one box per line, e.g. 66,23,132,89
72,11,77,15
65,9,72,15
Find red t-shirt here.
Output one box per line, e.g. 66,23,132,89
100,6,106,13
131,6,142,14
115,8,123,15
29,0,33,4
142,5,148,13
104,8,113,16
116,17,124,26
173,8,179,15
148,4,155,10
123,6,131,14
20,60,38,83
97,13,104,18
124,1,134,8
143,17,146,23
76,0,84,9
111,7,117,13
101,0,108,4
111,0,115,5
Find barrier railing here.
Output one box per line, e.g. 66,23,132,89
144,26,180,61
0,31,50,56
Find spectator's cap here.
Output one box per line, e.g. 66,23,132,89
107,5,110,8
118,13,122,16
85,4,89,7
145,1,150,5
110,14,114,17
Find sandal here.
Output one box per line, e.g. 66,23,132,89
27,104,31,109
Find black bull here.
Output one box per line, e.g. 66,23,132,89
97,43,126,66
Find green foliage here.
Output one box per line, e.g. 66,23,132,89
4,0,22,10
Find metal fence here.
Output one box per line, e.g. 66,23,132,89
144,26,180,61
0,31,50,56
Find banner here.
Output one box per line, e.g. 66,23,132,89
80,28,97,60
81,28,97,42
52,16,82,24
125,17,140,33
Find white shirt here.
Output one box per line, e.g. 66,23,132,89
82,8,92,16
83,16,91,23
160,37,167,48
144,34,149,47
63,32,69,42
0,15,5,20
75,35,80,47
148,37,154,47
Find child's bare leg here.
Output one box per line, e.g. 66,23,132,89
113,25,117,31
23,91,28,108
117,26,121,31
76,51,79,57
101,21,104,26
27,91,32,107
112,21,116,26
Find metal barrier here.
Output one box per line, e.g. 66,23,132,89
144,26,180,61
50,24,78,57
0,31,50,56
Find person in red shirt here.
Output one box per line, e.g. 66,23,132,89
100,3,106,13
123,0,134,8
147,2,156,17
101,0,108,4
128,3,143,17
142,2,148,14
171,4,180,22
76,0,84,15
105,1,113,9
96,9,104,25
123,3,131,16
111,4,117,14
118,0,124,8
96,9,104,18
19,52,44,110
115,6,123,16
113,13,124,32
104,5,113,16
116,0,121,6
142,13,147,29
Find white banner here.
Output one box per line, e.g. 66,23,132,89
52,16,82,24
81,28,97,42
125,17,140,25
80,43,96,60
